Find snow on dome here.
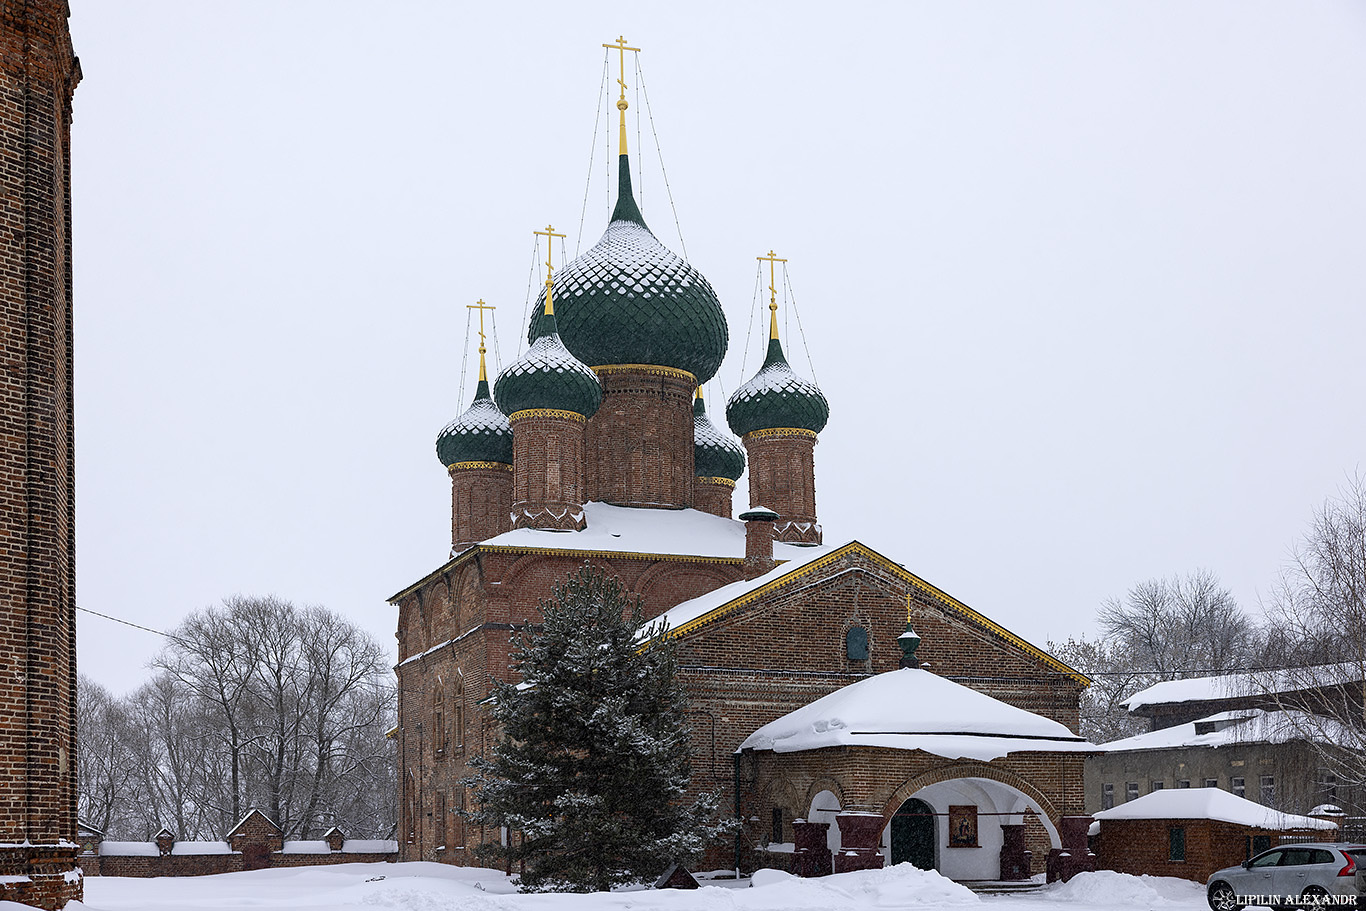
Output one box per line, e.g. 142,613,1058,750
1093,787,1337,830
726,337,829,437
740,668,1093,762
435,379,513,467
494,320,602,419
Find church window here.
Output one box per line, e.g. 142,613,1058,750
1101,783,1114,810
433,684,446,756
845,626,868,661
771,807,783,844
454,676,465,750
1169,827,1186,862
435,792,447,849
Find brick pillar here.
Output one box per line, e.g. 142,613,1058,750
833,813,886,873
739,508,777,579
790,820,832,877
585,366,695,508
999,823,1032,881
449,462,512,551
743,429,821,545
1046,815,1096,883
692,476,734,518
0,3,82,908
509,410,587,530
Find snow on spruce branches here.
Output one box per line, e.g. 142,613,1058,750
463,564,734,892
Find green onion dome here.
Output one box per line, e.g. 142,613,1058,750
693,391,745,481
525,155,728,383
726,336,829,437
435,376,513,467
494,309,602,419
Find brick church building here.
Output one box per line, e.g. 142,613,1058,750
391,49,1095,882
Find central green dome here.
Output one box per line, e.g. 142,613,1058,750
526,155,728,382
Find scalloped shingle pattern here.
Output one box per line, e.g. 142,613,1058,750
726,339,830,437
693,402,745,480
494,330,602,419
435,384,513,467
527,220,728,382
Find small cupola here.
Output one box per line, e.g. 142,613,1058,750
495,263,602,420
436,317,513,468
693,388,745,481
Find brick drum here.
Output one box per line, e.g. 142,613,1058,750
743,430,821,544
0,2,82,908
509,411,587,530
449,463,512,550
585,366,695,509
692,476,734,519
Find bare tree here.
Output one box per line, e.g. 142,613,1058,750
76,675,138,835
1047,636,1149,743
1262,476,1366,798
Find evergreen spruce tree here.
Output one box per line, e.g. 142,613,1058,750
464,564,733,892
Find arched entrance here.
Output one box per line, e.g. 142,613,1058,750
890,797,935,870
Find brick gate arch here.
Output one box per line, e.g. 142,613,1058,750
879,761,1062,849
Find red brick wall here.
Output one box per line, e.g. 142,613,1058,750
0,2,81,907
743,431,820,544
88,849,395,878
585,367,695,509
449,464,512,550
1094,818,1325,883
510,412,586,529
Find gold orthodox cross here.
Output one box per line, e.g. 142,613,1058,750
602,35,640,103
533,225,567,314
466,300,495,353
757,250,787,339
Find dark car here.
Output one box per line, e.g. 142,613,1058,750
1207,843,1365,910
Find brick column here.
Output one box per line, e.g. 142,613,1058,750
999,823,1032,881
509,410,587,530
743,429,821,545
790,820,832,877
449,462,512,551
585,366,695,508
692,476,734,518
0,3,82,908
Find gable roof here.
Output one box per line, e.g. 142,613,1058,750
644,539,1089,686
1098,708,1353,752
1122,662,1362,712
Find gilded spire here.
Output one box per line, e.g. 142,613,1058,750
603,35,639,157
534,225,566,320
467,299,496,383
757,250,787,341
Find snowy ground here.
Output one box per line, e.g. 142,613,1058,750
25,863,1210,911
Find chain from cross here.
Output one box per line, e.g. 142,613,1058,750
756,250,788,312
466,300,496,353
602,35,640,103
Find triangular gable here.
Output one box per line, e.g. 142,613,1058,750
652,540,1089,687
227,808,282,838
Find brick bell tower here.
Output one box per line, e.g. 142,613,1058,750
522,40,727,511
727,258,830,546
0,2,83,909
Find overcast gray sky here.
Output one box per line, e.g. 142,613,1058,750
70,1,1366,694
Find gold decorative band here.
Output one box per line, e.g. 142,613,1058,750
449,460,513,473
744,427,818,442
592,363,697,383
696,476,736,489
508,408,586,423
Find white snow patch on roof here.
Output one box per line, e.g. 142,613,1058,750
341,839,398,854
740,668,1093,761
1098,708,1350,752
281,840,329,854
476,501,814,563
170,841,232,855
1123,663,1362,711
1093,787,1337,830
97,841,160,857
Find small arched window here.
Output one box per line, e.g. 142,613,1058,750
433,683,446,755
846,626,869,661
453,675,465,751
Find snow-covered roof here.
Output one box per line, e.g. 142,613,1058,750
1097,708,1350,752
341,839,398,854
1122,663,1362,711
475,501,813,563
281,840,329,854
170,841,233,855
1093,788,1338,830
98,841,160,857
739,668,1094,762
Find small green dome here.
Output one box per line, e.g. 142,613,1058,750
693,393,745,480
495,310,602,419
726,337,829,437
436,377,513,467
525,155,728,383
